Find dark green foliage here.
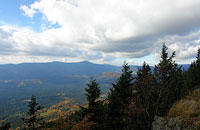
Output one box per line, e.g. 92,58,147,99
105,63,134,130
3,44,200,130
128,62,157,130
154,43,183,116
22,95,44,130
126,44,183,130
0,123,11,130
71,78,104,129
84,78,104,124
85,78,101,112
197,48,200,63
69,108,87,123
184,48,200,92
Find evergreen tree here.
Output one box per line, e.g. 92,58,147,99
154,43,182,116
84,78,103,124
197,48,200,64
185,48,200,92
195,48,200,84
128,62,157,130
22,95,44,130
0,123,11,130
105,62,134,130
71,78,104,130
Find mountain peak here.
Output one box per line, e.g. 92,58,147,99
79,61,93,64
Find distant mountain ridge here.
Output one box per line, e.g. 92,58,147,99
0,61,190,80
0,61,118,80
0,61,191,127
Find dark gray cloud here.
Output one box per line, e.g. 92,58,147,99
26,46,103,60
0,28,18,54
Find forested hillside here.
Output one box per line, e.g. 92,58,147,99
1,43,200,130
0,61,137,127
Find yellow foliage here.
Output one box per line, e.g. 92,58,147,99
40,96,98,130
40,96,81,129
14,127,20,130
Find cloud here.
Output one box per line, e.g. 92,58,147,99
2,0,200,64
0,26,18,54
0,25,104,63
20,5,36,18
166,31,200,60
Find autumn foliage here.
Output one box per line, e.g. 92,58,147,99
2,44,200,130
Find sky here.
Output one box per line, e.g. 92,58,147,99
0,0,200,66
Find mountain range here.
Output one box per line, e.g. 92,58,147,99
0,61,190,80
0,61,190,127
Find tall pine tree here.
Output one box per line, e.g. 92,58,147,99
128,62,157,130
22,95,43,130
85,78,103,123
185,48,200,92
154,43,182,116
105,62,134,130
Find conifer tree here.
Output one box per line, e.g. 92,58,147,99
105,62,134,130
197,48,200,64
128,62,157,130
185,48,200,92
22,95,43,130
84,78,102,123
154,43,182,116
195,48,200,84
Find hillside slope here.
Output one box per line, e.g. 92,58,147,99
168,88,200,129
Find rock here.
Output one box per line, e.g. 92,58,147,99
152,116,183,130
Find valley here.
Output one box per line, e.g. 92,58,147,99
0,61,189,128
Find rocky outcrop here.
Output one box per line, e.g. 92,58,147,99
152,116,183,130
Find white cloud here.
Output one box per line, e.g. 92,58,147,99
20,5,36,18
0,25,106,63
2,0,200,64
